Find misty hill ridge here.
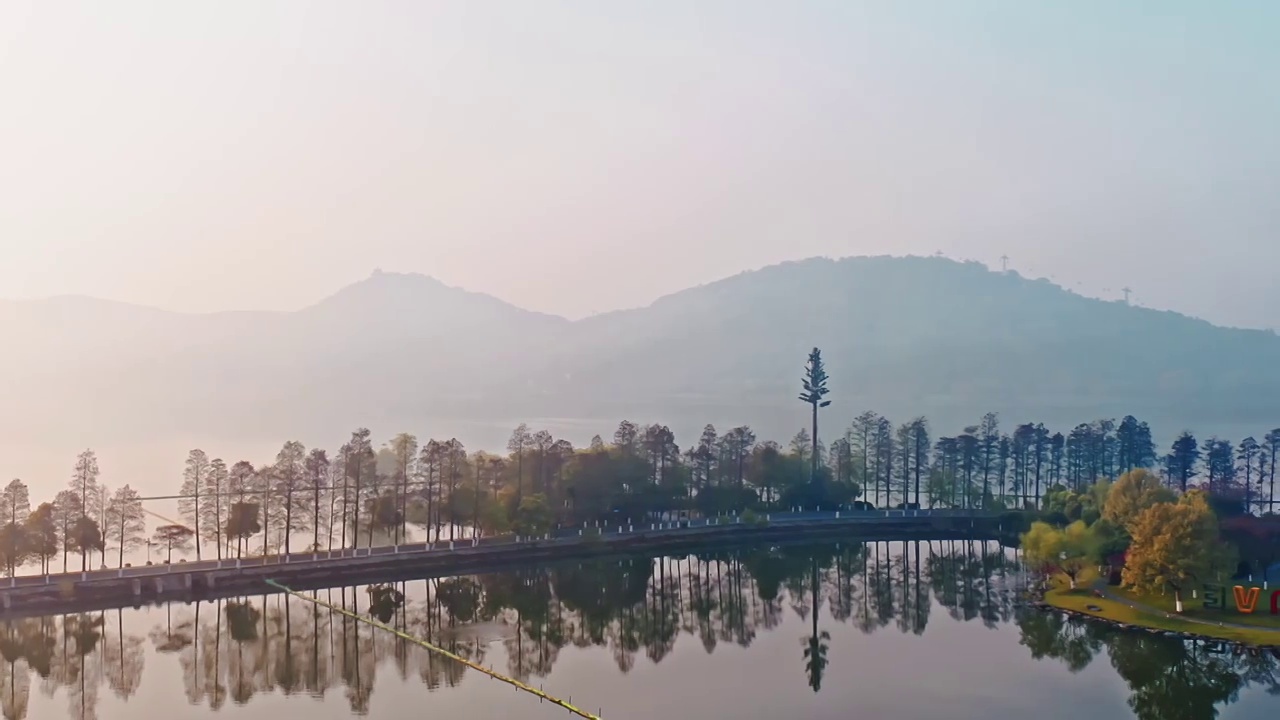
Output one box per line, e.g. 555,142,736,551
0,269,558,370
1,255,1276,444
300,270,567,326
550,254,1276,371
2,257,1258,334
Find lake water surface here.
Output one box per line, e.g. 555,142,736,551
5,539,1278,720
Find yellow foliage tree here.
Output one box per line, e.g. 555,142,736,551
1103,468,1175,532
1021,520,1092,589
1089,479,1112,517
1121,491,1226,612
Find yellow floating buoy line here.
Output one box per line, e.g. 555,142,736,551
264,578,603,719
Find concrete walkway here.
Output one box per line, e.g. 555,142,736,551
1,507,993,590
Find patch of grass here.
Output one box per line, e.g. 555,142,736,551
1041,571,1280,645
1110,582,1280,629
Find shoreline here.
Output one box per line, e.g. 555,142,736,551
1033,583,1280,651
0,511,1003,619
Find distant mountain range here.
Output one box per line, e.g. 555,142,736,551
4,256,1278,450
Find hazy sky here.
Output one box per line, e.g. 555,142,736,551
1,1,1276,326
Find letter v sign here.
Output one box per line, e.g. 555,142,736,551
1233,585,1261,614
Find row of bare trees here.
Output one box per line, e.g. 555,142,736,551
4,411,1277,574
151,414,1280,567
164,412,1280,563
0,451,149,576
173,432,496,562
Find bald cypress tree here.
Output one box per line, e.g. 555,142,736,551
178,450,208,560
977,413,999,508
911,419,931,507
1168,431,1200,493
69,450,101,570
1266,429,1280,513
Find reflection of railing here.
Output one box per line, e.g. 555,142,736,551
1,508,999,591
267,578,605,719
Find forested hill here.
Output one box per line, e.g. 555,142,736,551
1,256,1277,448
505,256,1280,442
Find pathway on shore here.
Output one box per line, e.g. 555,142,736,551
1089,581,1272,633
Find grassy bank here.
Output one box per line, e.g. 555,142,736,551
1041,569,1280,646
1108,583,1280,630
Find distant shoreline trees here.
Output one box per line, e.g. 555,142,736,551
1,409,1266,573
0,350,1274,573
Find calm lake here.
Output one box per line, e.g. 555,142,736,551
5,538,1278,720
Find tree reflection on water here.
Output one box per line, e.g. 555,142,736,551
0,539,1275,720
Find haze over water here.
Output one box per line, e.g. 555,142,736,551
2,3,1278,718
